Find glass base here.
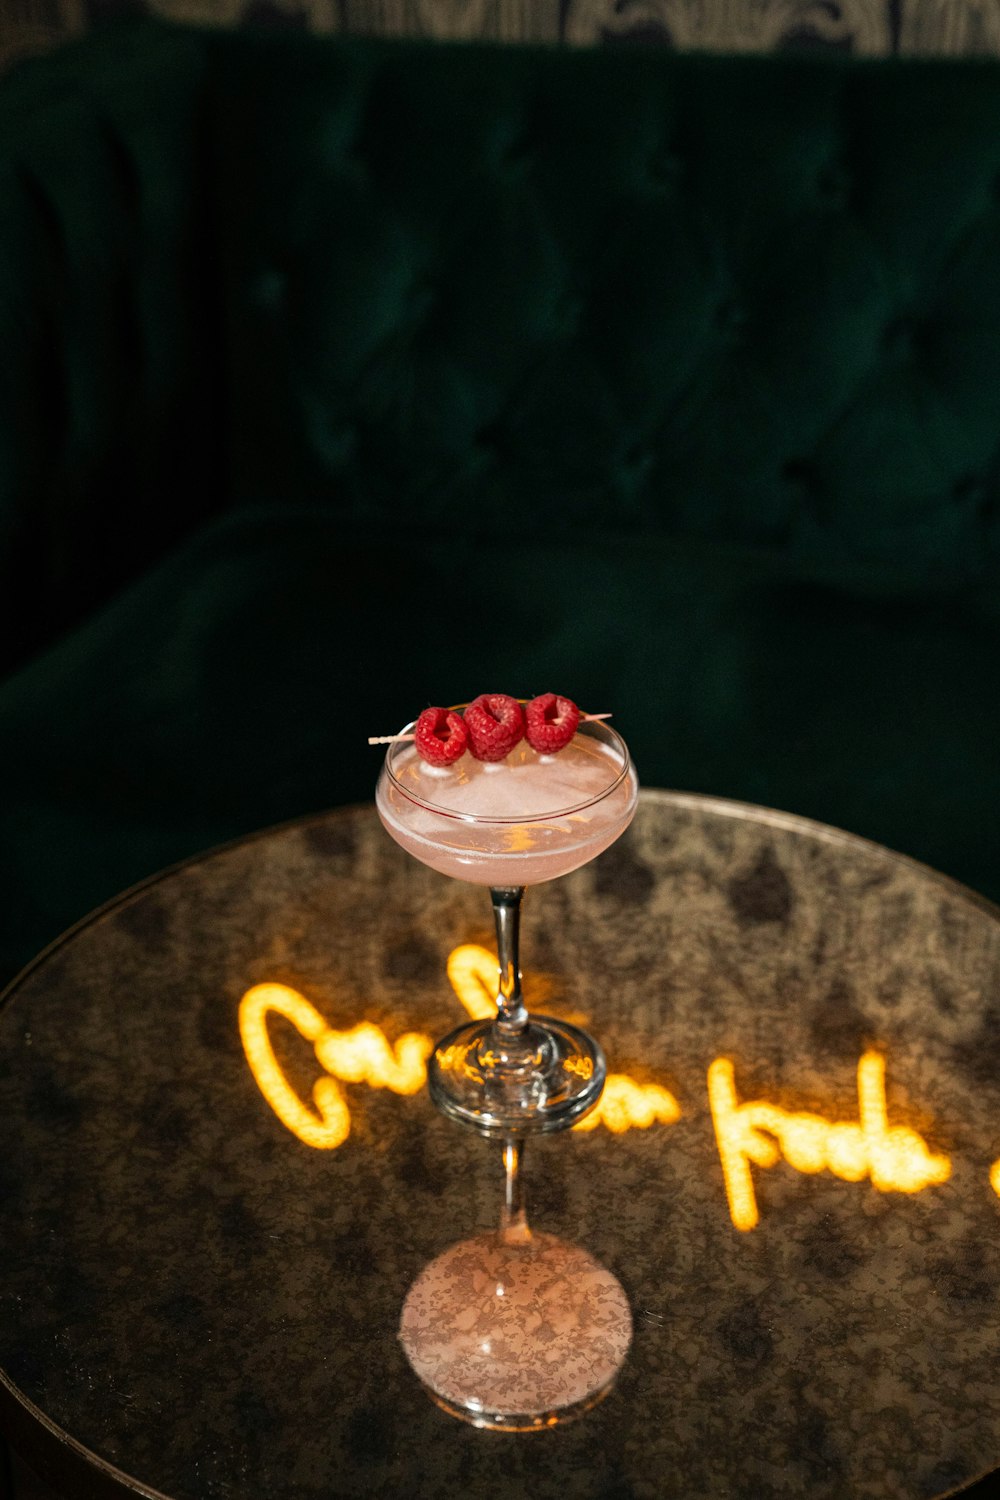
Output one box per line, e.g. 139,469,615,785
428,1016,606,1138
399,1229,632,1429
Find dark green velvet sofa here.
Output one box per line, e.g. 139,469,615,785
2,21,1000,982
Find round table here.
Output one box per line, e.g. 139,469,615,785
2,791,1000,1500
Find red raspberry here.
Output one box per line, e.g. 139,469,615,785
464,694,525,762
413,707,468,767
525,693,580,754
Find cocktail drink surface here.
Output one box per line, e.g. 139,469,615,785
377,733,637,885
376,705,638,1430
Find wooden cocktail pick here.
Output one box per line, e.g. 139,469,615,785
367,713,612,746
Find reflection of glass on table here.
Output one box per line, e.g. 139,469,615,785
376,718,639,1428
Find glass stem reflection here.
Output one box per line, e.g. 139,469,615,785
491,886,527,1036
501,1135,531,1244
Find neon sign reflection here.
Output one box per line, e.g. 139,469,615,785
239,946,964,1231
239,944,680,1150
239,983,431,1149
708,1054,951,1231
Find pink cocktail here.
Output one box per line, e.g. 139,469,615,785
377,729,637,886
376,709,638,1430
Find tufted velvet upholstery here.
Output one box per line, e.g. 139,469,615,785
1,21,1000,979
215,41,1000,581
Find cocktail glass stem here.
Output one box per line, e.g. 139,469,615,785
491,886,527,1035
480,886,549,1098
501,1135,530,1245
427,877,605,1135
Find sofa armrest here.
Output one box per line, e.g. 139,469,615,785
0,23,227,677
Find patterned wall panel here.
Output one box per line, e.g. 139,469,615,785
562,0,893,51
0,0,998,89
898,0,1000,53
0,0,86,70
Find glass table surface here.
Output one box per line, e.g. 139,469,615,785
2,790,1000,1500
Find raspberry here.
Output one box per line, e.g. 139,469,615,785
414,707,468,767
464,694,525,762
525,693,580,754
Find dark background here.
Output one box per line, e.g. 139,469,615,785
5,2,1000,1496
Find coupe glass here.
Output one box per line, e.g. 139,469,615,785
376,716,639,1429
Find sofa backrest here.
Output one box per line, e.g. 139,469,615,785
4,20,1000,675
211,31,1000,594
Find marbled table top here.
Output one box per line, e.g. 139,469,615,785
2,791,1000,1499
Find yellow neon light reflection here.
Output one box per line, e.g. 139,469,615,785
708,1053,951,1232
573,1074,682,1134
239,984,431,1150
446,944,497,1021
240,947,684,1148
